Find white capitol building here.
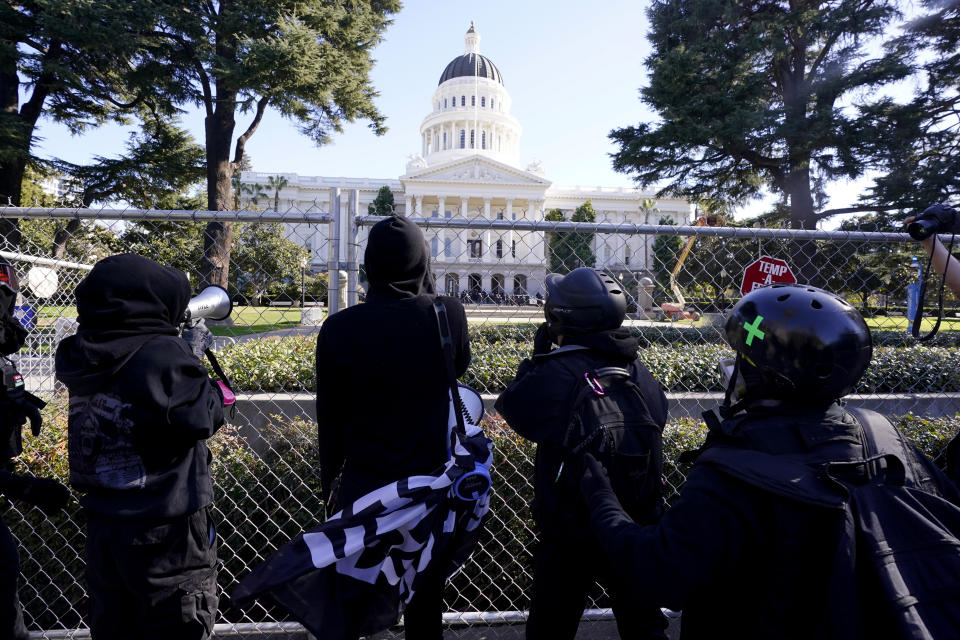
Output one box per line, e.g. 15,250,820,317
242,24,693,298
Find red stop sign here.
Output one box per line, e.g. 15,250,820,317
740,256,797,296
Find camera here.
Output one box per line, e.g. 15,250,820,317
907,204,960,241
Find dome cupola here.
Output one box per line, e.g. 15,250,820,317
416,23,522,169
439,23,504,86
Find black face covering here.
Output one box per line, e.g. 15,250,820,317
364,216,436,302
55,254,190,378
0,285,26,356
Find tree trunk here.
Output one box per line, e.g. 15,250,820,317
0,61,25,248
200,105,236,289
785,160,819,283
51,219,81,260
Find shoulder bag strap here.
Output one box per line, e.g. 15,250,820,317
433,300,467,439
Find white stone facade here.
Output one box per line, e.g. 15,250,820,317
241,25,693,298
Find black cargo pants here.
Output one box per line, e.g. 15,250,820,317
84,506,218,640
0,515,29,640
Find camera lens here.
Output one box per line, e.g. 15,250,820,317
908,218,940,241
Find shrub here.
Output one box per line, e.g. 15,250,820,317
7,393,960,628
214,334,960,396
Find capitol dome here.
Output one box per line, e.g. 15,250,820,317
439,23,503,86
417,23,522,168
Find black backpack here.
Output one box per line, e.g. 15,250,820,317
558,363,664,520
697,407,960,640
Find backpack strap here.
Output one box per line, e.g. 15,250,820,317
696,447,847,509
845,407,918,487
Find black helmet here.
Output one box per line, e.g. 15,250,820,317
724,283,872,405
544,268,627,336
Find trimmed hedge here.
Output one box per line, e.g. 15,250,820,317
8,395,959,627
213,335,960,395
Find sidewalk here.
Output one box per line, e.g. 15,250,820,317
215,617,681,639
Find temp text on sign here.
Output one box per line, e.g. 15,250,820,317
740,256,797,296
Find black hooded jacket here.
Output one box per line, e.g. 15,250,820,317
495,329,668,535
55,254,224,518
316,216,469,506
584,404,960,639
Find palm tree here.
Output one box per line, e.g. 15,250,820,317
267,175,289,212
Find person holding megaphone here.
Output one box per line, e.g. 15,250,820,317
903,204,960,484
55,254,231,640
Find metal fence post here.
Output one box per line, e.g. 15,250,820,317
327,187,341,315
346,189,359,307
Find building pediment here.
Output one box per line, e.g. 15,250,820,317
401,156,551,187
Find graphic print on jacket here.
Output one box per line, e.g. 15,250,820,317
68,391,144,491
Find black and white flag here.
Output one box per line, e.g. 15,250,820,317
231,421,493,638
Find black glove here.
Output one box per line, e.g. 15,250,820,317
579,453,614,501
532,322,554,356
21,476,70,513
181,319,214,360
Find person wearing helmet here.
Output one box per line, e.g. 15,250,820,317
578,284,960,639
496,267,669,640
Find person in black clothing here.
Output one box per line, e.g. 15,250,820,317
495,267,669,640
578,284,960,639
316,215,469,640
55,254,227,640
0,258,70,640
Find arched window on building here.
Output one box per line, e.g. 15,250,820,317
470,130,475,149
491,98,495,110
445,274,459,296
430,236,439,257
444,237,454,257
491,274,505,298
481,96,486,107
482,131,486,149
460,130,465,149
467,238,482,259
468,273,483,293
496,239,504,258
461,95,466,106
514,275,527,295
471,95,476,106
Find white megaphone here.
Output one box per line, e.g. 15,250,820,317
183,285,233,323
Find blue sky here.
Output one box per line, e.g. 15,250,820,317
32,0,878,220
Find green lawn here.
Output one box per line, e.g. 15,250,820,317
33,303,307,336
863,315,960,333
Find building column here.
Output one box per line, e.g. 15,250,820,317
506,198,515,263
483,198,492,264
460,197,468,218
404,196,412,218
437,196,447,262
530,199,544,263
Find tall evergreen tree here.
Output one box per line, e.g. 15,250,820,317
860,0,960,211
0,1,152,245
611,0,910,229
131,0,402,288
368,185,396,216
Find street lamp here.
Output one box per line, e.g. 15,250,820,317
300,257,308,308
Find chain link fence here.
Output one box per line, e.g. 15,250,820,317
1,203,957,637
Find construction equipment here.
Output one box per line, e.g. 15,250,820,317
660,214,723,321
